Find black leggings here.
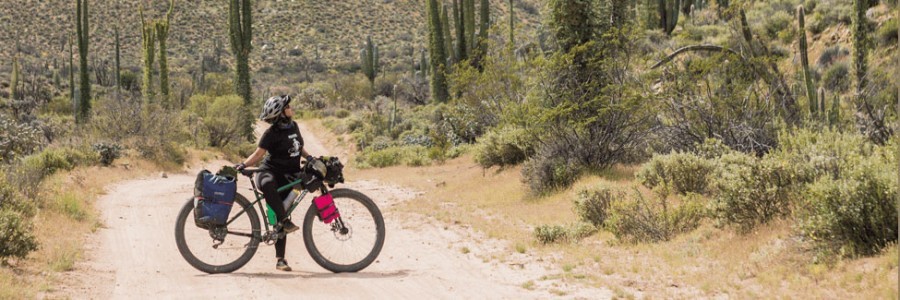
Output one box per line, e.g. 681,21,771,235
255,170,299,259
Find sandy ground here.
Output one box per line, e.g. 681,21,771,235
53,122,611,299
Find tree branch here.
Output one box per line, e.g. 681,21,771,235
650,45,741,69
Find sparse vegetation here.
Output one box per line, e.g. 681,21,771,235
0,0,896,297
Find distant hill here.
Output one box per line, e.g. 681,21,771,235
0,0,544,79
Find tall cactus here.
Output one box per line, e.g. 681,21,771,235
454,0,467,61
441,5,455,64
477,0,490,53
851,0,868,100
140,4,157,104
229,0,253,106
420,48,429,78
508,0,515,49
830,94,841,128
9,57,19,100
464,0,476,53
426,0,449,102
75,0,91,123
156,0,175,107
818,87,826,122
798,5,817,116
69,35,75,106
115,26,121,93
229,0,253,140
658,0,680,35
360,35,379,92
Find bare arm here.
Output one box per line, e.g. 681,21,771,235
241,147,267,167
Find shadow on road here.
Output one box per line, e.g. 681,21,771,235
209,270,410,280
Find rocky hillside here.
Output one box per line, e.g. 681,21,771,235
0,0,543,76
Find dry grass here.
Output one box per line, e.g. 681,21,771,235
0,154,191,298
351,151,900,298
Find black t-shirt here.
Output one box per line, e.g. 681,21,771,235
259,122,304,174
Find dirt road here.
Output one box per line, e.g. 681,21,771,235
56,123,610,299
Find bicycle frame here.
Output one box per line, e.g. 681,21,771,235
222,173,335,242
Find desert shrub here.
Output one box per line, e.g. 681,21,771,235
822,62,850,93
0,175,34,217
636,152,715,195
816,46,849,68
606,189,705,243
369,136,394,152
354,145,429,168
710,152,794,232
203,95,248,148
44,95,74,115
474,126,535,169
119,70,139,92
763,11,794,41
573,186,618,227
768,128,875,185
521,154,582,195
20,146,97,180
533,224,567,244
567,222,598,241
657,48,780,155
0,113,43,164
37,114,75,145
0,209,38,261
809,2,852,34
876,18,898,46
399,130,434,147
799,157,897,257
125,109,192,165
694,138,733,159
335,109,350,119
92,142,122,166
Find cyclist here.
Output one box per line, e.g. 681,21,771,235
235,95,316,272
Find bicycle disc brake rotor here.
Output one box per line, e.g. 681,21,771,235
332,222,352,241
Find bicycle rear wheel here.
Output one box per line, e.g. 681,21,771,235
302,188,385,273
174,194,260,274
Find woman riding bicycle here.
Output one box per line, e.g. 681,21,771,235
234,95,318,271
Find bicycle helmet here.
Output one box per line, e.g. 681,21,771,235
259,95,292,123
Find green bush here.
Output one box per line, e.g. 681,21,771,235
0,114,43,164
20,147,97,180
0,175,34,218
606,189,704,243
876,18,898,46
799,157,897,257
474,126,534,169
816,46,849,68
355,145,429,168
637,152,715,195
533,224,567,244
763,11,794,41
710,152,793,232
822,62,850,93
573,186,618,227
203,95,248,148
521,155,582,195
694,138,733,159
769,128,875,185
0,209,38,261
92,142,122,166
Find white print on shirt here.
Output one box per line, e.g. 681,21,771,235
288,134,301,157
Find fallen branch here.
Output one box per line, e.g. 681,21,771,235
650,45,740,69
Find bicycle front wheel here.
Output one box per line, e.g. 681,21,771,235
174,194,260,274
302,188,385,273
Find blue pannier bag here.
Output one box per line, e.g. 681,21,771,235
192,170,237,227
